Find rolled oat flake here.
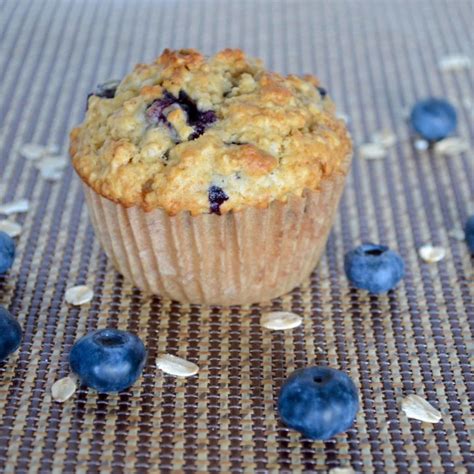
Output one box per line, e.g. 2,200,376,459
40,167,63,182
438,54,471,72
401,394,442,423
0,199,30,215
433,137,469,156
0,220,22,237
36,156,68,171
261,311,303,330
51,376,77,402
19,143,46,161
65,285,94,305
359,142,387,160
156,354,199,377
371,129,397,148
448,227,465,241
419,245,446,263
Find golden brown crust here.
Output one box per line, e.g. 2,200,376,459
70,48,352,215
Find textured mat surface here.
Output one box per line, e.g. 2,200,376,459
0,0,473,472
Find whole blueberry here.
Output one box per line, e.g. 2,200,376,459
278,366,359,440
465,215,474,253
344,243,404,294
70,329,147,393
410,98,457,142
0,307,22,362
0,231,15,274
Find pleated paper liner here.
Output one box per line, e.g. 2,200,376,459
82,156,352,305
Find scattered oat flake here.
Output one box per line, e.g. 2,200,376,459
434,137,469,156
0,199,30,215
19,143,46,161
40,167,63,182
51,376,77,402
45,144,60,155
359,143,387,160
419,245,446,263
0,220,22,237
448,227,465,241
36,156,68,170
261,311,303,330
329,468,356,474
65,285,94,305
401,394,442,423
438,54,471,72
156,354,199,377
372,129,397,148
414,139,429,151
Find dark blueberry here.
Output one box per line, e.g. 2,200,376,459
175,91,217,139
146,90,217,140
93,79,121,99
465,215,474,253
87,80,121,109
0,231,15,274
208,185,229,215
176,91,200,121
317,86,327,98
344,243,405,294
0,307,22,362
145,92,177,126
410,98,457,142
189,109,217,140
70,329,147,393
278,366,359,440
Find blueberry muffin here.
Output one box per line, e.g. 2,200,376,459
70,48,352,305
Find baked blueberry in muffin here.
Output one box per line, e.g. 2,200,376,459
208,185,229,214
146,90,217,140
87,79,121,106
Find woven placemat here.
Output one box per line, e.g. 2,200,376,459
0,0,472,472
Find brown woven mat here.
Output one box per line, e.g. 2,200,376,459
0,0,473,472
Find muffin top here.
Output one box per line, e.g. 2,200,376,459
70,48,351,215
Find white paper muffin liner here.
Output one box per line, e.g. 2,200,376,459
82,157,351,305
